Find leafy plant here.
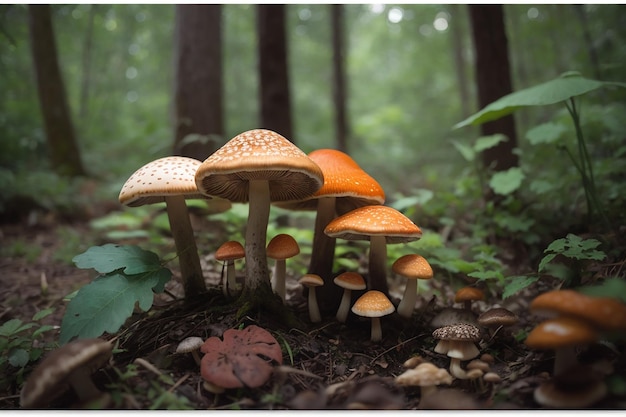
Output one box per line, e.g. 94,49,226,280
59,244,172,344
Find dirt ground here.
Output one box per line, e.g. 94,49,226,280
1,212,625,410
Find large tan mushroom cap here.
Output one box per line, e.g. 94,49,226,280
392,254,433,279
351,290,395,318
334,272,366,291
119,156,205,206
324,205,422,243
524,316,598,349
195,129,323,203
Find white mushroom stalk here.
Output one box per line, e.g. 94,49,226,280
308,286,321,323
397,278,418,319
336,288,353,323
246,179,272,289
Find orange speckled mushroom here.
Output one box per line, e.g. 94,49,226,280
393,254,433,319
351,290,395,342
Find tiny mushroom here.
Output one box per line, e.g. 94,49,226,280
267,234,300,303
215,240,245,297
119,156,207,297
299,274,324,323
478,307,519,338
20,338,113,408
333,271,367,323
392,254,434,319
351,290,395,342
454,286,485,312
176,336,204,365
395,362,453,398
324,205,422,294
432,323,482,379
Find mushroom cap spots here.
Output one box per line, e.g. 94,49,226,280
20,338,113,408
119,156,206,207
324,205,422,244
525,316,598,349
530,289,626,331
333,272,367,291
195,129,323,203
432,324,481,360
477,307,519,328
215,241,245,261
395,362,453,388
266,234,300,260
392,254,433,280
351,290,395,318
299,273,324,288
454,287,485,303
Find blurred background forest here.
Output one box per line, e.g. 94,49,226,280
1,3,626,250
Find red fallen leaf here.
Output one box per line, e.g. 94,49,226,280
200,325,283,389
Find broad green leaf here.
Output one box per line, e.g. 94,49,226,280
474,134,508,153
0,319,36,337
73,244,162,275
32,308,55,322
451,140,475,162
503,275,539,299
538,253,557,273
525,122,567,145
454,73,626,128
468,269,504,281
8,348,29,368
59,267,171,344
489,167,525,195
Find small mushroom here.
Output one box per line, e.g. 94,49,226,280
454,286,484,312
432,323,481,379
351,290,395,342
478,307,518,339
215,241,245,297
267,234,300,303
176,336,204,365
299,274,324,323
395,362,453,398
333,272,366,323
392,254,433,319
20,338,113,408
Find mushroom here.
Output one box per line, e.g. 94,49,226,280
275,149,385,305
392,254,433,319
454,286,484,312
477,307,519,339
175,336,204,365
119,156,207,297
215,240,245,297
532,364,607,408
299,274,324,323
395,362,453,398
267,233,300,303
324,205,422,294
333,271,366,323
351,290,395,342
432,323,482,379
195,129,323,295
20,338,113,408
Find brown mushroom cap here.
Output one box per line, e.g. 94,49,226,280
478,307,519,328
454,287,485,304
20,338,113,408
333,271,367,291
534,378,607,408
266,234,300,260
299,273,324,288
392,254,434,279
525,316,598,349
351,290,395,318
215,241,245,261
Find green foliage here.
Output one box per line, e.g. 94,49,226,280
578,277,626,303
538,233,606,273
0,308,57,391
59,244,171,344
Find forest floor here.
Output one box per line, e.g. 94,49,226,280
0,208,625,410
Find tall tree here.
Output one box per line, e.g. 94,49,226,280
173,4,224,160
468,5,518,173
257,4,294,142
28,5,86,177
448,4,472,118
331,4,348,152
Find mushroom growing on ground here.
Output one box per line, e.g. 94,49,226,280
267,233,300,303
215,240,245,297
119,156,207,297
20,338,113,408
333,272,367,323
477,307,519,339
299,274,324,323
195,129,323,297
454,286,485,312
392,254,433,319
351,290,395,342
532,363,607,408
175,336,204,365
395,362,453,398
432,323,482,379
324,205,422,295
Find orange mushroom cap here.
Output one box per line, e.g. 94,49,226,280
454,287,485,304
392,254,433,280
215,241,245,261
266,234,300,260
525,316,598,350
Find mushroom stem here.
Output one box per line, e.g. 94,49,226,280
68,367,104,403
554,345,579,377
310,197,341,312
397,278,418,319
368,235,389,294
336,289,352,323
165,195,206,296
308,286,321,323
244,180,271,291
223,260,237,296
271,259,287,303
370,317,383,342
449,358,468,379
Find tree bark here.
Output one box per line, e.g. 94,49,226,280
468,5,518,173
174,4,224,160
331,4,348,153
28,5,86,177
257,4,294,142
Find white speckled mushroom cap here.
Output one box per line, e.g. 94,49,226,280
119,156,206,207
194,129,324,203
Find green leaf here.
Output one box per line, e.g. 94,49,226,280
451,140,475,162
503,275,539,299
59,267,172,344
538,253,557,273
32,308,55,322
0,319,36,337
454,73,626,128
73,244,162,275
468,269,504,281
525,122,567,145
489,167,525,195
8,348,30,368
474,134,508,153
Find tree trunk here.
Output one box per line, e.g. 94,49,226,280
79,5,97,120
257,4,294,142
174,4,224,160
468,5,518,173
448,4,471,118
331,4,348,153
28,5,86,177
